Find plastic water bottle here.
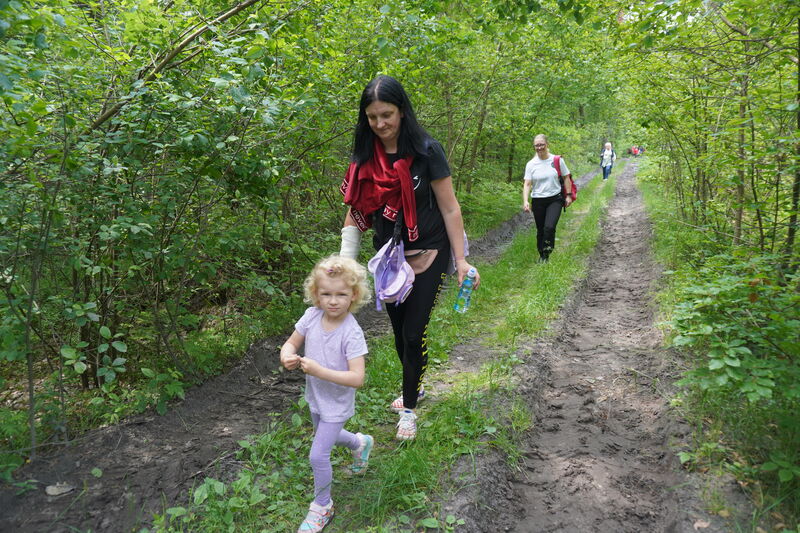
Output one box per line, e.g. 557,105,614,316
454,267,477,313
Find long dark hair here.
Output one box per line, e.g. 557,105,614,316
351,75,431,164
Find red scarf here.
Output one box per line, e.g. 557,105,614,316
339,139,419,242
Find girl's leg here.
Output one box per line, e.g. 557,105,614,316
308,418,360,507
310,412,359,448
386,248,449,410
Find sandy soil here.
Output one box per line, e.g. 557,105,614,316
0,163,748,532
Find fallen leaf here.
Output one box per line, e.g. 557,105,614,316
693,519,710,529
45,482,75,496
717,509,730,518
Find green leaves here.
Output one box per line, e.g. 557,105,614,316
671,253,798,403
663,250,799,508
0,73,12,92
762,453,800,483
97,355,126,383
111,341,127,353
61,345,87,374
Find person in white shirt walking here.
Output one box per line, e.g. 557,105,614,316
522,134,574,263
600,142,617,181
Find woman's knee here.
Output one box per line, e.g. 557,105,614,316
402,332,425,353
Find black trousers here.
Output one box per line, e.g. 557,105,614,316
385,247,449,410
530,193,564,260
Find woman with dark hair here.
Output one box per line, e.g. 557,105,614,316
338,75,479,441
522,134,574,262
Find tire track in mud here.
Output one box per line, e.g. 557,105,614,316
443,162,741,532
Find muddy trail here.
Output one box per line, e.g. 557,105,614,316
0,163,747,532
441,161,748,532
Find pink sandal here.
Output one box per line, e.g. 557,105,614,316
390,387,425,412
396,409,417,440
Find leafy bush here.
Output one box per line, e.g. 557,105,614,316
670,252,799,508
0,408,27,482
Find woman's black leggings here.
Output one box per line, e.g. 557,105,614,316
385,246,449,410
530,193,564,260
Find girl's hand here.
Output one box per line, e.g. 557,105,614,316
299,357,322,377
281,352,301,371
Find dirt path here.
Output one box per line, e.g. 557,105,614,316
441,161,745,532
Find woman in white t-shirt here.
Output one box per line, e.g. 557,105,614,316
599,142,616,181
522,134,574,262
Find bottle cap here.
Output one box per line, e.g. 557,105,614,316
467,267,476,277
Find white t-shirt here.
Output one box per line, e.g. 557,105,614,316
524,155,570,198
601,149,615,167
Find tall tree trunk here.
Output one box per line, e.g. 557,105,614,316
507,144,515,183
747,100,765,249
466,83,491,193
24,182,61,458
733,74,747,245
783,19,800,266
445,82,454,156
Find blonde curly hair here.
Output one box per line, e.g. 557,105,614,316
303,255,371,313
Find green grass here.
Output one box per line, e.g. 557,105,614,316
148,172,615,533
459,178,520,239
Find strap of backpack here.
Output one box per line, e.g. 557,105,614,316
553,155,563,182
392,210,404,246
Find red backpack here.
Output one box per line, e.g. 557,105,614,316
553,155,577,209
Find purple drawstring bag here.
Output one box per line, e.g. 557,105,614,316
368,238,414,311
367,212,415,311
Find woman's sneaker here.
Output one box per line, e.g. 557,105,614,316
396,409,417,440
351,433,373,474
298,501,333,532
390,388,425,412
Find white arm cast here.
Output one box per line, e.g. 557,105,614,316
339,225,362,259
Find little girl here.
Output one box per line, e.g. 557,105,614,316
280,255,374,533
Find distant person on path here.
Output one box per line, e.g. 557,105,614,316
280,255,373,533
600,142,616,181
338,75,479,441
522,134,574,263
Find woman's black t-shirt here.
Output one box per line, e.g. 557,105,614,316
371,139,451,252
